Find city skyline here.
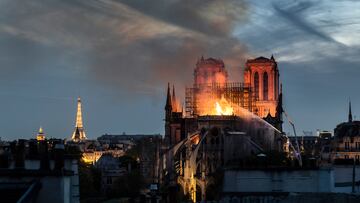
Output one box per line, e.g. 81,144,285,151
1,0,360,140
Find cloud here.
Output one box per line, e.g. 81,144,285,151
272,1,340,44
118,0,248,37
0,0,249,98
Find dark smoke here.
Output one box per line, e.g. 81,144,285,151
89,0,250,92
0,0,249,97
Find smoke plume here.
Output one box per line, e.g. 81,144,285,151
0,0,249,96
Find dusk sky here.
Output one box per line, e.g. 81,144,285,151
0,0,360,140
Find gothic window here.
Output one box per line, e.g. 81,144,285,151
356,142,360,150
345,142,350,150
107,176,112,185
254,72,259,100
263,72,268,100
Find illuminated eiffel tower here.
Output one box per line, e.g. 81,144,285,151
71,97,87,142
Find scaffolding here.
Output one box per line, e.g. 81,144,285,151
185,82,255,117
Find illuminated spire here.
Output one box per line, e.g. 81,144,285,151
165,83,172,111
72,97,86,142
39,126,43,134
37,126,45,141
172,85,177,112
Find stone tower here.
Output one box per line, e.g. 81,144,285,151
244,55,280,118
164,83,183,146
71,97,86,142
194,57,228,85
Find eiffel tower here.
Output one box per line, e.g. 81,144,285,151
71,97,87,142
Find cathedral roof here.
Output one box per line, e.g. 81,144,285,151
335,121,360,137
335,102,359,138
197,57,224,66
247,56,276,63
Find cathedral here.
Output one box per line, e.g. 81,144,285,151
161,55,284,202
165,55,282,146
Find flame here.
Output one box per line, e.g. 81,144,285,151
215,98,233,115
198,95,234,116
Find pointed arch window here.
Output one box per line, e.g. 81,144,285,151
263,72,268,100
254,72,259,100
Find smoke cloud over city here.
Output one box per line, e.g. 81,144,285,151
0,0,249,95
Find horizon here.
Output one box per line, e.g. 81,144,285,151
1,0,360,140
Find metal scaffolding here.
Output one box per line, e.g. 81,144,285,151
185,82,255,117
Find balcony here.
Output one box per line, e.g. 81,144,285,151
336,147,360,152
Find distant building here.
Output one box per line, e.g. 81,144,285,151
98,133,162,143
82,148,124,165
36,127,45,141
287,131,333,161
137,136,162,185
333,102,360,161
318,131,332,162
71,97,87,142
288,135,319,156
95,154,126,193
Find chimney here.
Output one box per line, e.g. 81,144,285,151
28,141,38,158
15,140,25,169
54,144,65,171
0,149,9,168
39,141,50,170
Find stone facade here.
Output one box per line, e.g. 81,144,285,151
244,56,280,118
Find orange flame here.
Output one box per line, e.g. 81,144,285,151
198,96,234,116
215,98,233,115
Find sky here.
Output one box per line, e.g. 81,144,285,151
0,0,359,140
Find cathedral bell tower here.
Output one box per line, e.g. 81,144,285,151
244,55,280,118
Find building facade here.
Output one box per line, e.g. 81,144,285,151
333,102,360,161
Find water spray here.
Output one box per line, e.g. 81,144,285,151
283,110,303,167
